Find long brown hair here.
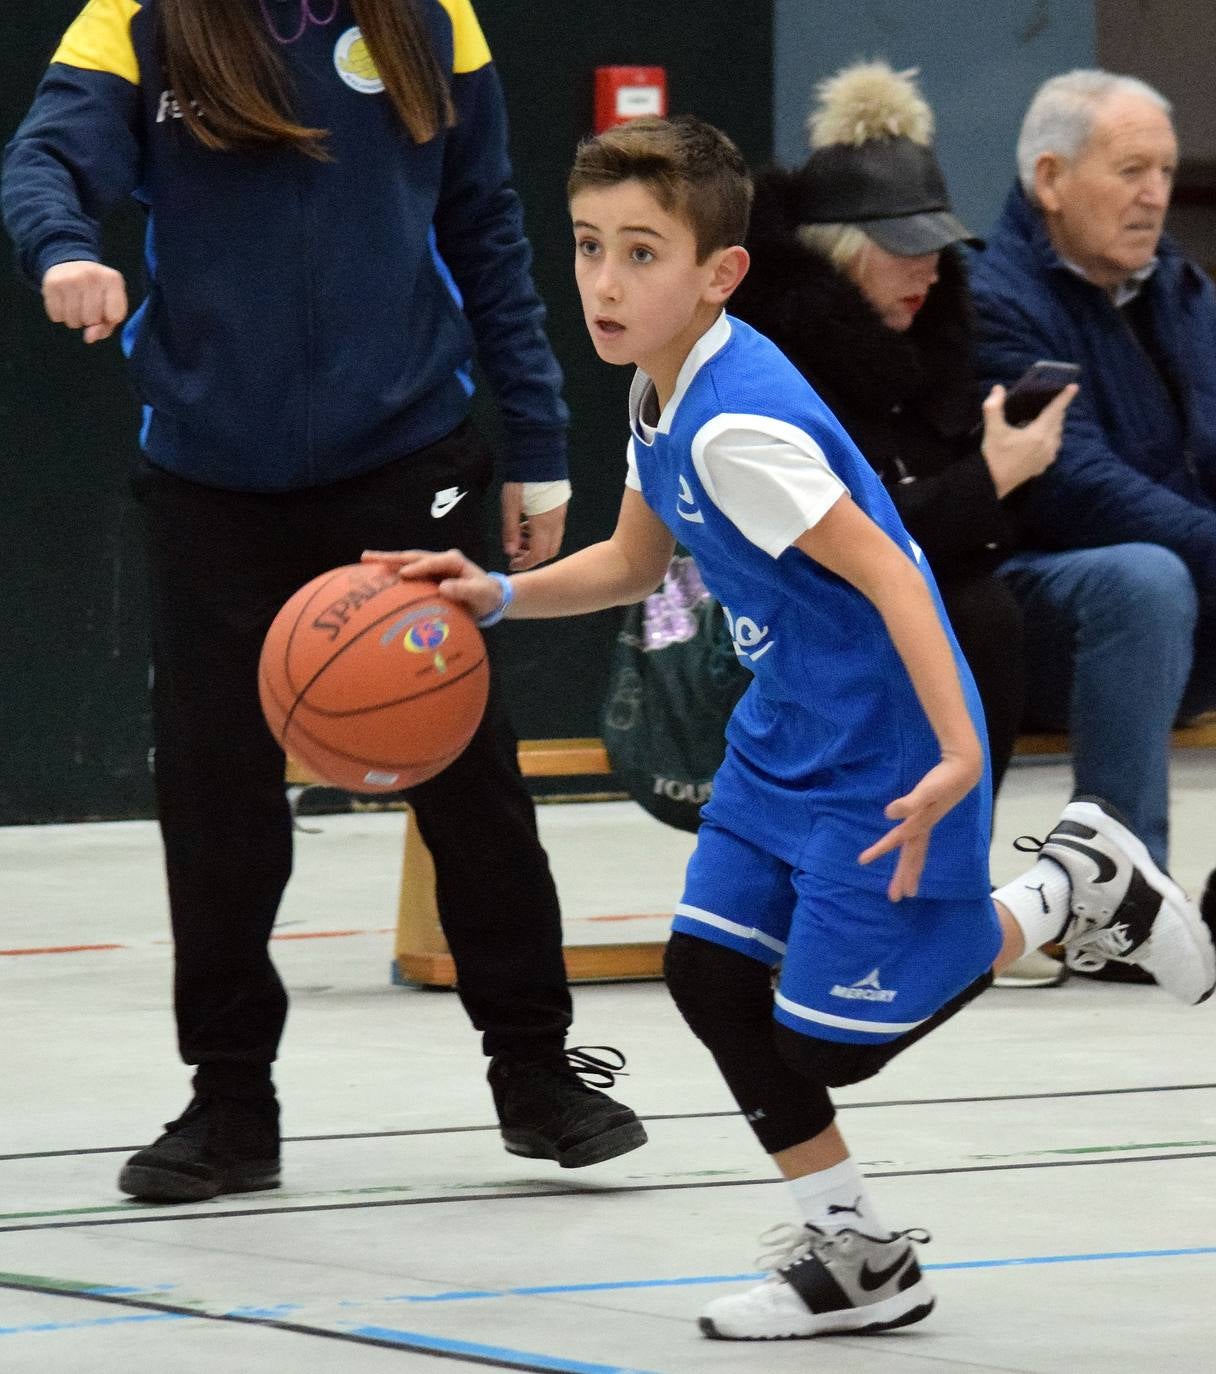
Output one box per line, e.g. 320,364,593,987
157,0,456,157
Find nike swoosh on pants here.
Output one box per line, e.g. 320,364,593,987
431,493,467,518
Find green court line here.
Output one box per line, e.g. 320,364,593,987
0,1271,195,1302
0,1169,753,1224
0,1271,128,1295
5,1146,1216,1232
973,1138,1216,1160
6,1083,1215,1165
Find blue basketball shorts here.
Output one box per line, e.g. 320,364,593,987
672,821,1003,1044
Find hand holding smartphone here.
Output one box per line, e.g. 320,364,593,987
1002,360,1081,427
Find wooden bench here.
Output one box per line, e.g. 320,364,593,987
290,715,1216,989
286,739,661,988
1014,715,1216,756
389,738,664,987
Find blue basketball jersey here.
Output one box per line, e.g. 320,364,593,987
626,314,991,899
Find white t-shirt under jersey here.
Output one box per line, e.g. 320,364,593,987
626,327,846,557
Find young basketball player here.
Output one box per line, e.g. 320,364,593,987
366,115,1215,1340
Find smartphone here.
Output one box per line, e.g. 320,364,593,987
1003,360,1081,427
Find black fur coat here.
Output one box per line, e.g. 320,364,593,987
731,165,1015,580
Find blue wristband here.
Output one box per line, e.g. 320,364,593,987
477,571,515,628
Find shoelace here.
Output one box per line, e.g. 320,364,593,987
755,1222,931,1273
1066,920,1135,969
1013,833,1046,857
564,1045,629,1089
755,1222,823,1271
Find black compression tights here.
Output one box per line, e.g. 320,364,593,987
663,931,992,1154
663,932,835,1152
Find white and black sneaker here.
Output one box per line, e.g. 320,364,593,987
699,1223,934,1340
1033,796,1216,1005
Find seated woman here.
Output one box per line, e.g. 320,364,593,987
732,62,1073,804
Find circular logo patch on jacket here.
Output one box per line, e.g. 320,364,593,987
334,28,384,93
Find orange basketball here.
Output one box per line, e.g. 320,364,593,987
258,562,489,793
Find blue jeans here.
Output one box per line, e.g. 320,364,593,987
999,543,1216,866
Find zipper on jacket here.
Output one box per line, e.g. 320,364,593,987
887,405,918,485
1110,298,1203,490
891,453,916,485
301,174,317,482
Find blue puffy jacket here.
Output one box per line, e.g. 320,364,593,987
967,183,1216,607
2,0,567,492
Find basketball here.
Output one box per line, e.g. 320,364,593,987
258,562,489,793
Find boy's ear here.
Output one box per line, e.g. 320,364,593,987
705,245,750,303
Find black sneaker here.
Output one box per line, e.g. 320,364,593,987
118,1096,281,1203
489,1046,648,1169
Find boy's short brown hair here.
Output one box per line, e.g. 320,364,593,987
568,114,753,262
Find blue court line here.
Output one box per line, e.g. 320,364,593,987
0,1313,184,1336
5,1247,1214,1348
389,1274,761,1302
926,1245,1216,1271
391,1244,1216,1303
0,1302,657,1371
0,1281,663,1371
350,1325,660,1373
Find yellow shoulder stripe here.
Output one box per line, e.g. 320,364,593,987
435,0,492,75
52,0,142,88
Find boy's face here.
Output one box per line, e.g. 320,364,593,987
570,179,743,395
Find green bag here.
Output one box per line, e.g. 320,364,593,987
600,556,748,833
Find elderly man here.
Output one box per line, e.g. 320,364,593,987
969,71,1216,907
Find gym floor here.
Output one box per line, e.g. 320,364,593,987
2,754,1214,1373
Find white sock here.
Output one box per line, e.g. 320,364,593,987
993,857,1072,951
788,1157,887,1237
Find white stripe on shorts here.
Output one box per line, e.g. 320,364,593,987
774,988,925,1036
674,902,787,955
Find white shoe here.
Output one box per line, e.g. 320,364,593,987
699,1223,934,1340
1038,796,1216,1005
993,948,1067,987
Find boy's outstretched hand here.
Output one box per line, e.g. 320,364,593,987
857,752,983,901
361,549,505,624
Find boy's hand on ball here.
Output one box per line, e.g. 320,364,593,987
265,562,489,792
361,548,502,621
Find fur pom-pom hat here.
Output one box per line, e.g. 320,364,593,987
794,60,977,256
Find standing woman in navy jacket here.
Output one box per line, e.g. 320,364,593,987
3,0,646,1200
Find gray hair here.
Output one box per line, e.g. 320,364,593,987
1017,69,1172,196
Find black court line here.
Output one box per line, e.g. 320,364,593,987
3,1081,1213,1163
0,1278,614,1373
3,1149,1215,1235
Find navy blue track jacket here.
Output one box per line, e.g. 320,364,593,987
968,184,1216,607
2,0,569,491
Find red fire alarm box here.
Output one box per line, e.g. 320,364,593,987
594,66,668,133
